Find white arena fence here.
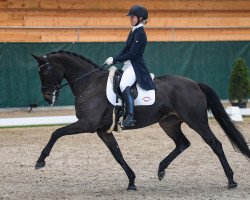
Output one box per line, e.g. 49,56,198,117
0,106,249,127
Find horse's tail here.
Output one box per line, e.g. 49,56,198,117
198,82,250,159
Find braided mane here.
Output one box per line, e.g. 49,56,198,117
48,50,99,68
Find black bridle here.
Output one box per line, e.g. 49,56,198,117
38,55,108,93
38,55,61,93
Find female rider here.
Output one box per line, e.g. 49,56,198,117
104,5,155,127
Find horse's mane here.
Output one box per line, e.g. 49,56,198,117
48,51,99,68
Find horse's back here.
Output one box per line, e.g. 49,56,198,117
153,74,207,118
154,74,203,95
155,74,197,83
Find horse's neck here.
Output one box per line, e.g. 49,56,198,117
63,58,105,96
65,58,95,77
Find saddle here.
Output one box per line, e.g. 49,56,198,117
107,66,155,107
106,66,156,133
113,69,138,101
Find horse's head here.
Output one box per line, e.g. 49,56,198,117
32,54,65,106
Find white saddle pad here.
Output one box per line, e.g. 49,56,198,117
106,66,155,106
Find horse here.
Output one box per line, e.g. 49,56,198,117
32,51,250,190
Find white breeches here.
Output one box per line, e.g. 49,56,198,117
119,61,136,92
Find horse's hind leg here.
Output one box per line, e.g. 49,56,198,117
192,123,237,189
158,116,190,181
97,131,136,191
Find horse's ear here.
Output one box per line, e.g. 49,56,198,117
31,54,42,62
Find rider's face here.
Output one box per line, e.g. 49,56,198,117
129,16,138,26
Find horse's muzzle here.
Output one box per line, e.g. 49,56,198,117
41,85,57,103
43,92,52,104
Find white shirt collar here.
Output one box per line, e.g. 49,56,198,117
132,23,144,32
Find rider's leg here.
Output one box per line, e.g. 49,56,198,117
120,63,136,92
122,87,136,127
120,64,136,127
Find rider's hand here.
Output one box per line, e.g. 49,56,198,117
104,57,113,65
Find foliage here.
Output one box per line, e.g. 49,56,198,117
229,58,250,104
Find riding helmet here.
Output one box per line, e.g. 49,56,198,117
127,5,148,20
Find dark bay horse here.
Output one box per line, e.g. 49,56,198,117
32,51,250,190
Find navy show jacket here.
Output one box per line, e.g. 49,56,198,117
113,26,155,90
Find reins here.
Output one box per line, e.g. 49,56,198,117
59,63,108,90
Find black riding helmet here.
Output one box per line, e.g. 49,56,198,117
127,5,148,21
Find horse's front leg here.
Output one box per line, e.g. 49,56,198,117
35,120,92,169
97,131,137,191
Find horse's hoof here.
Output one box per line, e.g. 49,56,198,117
228,181,237,189
158,170,166,181
127,185,137,191
35,161,46,169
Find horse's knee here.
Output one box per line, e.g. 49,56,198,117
178,144,190,153
51,130,62,141
176,138,190,151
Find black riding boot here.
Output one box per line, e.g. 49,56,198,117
122,87,136,127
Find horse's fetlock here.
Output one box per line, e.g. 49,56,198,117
129,177,135,186
129,173,136,180
227,169,234,178
41,151,48,157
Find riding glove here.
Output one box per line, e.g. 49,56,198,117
104,57,113,65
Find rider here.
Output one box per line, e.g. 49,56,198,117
104,5,155,127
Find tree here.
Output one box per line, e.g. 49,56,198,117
229,58,250,108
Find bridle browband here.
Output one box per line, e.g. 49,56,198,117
38,55,107,92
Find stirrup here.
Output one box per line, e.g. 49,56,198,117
122,114,136,127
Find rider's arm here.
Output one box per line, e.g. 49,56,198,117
113,32,146,64
115,46,127,58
